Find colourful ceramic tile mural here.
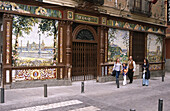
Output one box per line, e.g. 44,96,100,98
108,66,114,75
147,34,163,63
107,20,165,34
108,29,129,63
12,15,58,66
149,64,162,71
0,1,62,18
13,68,57,81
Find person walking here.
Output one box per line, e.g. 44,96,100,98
127,56,136,84
122,63,128,85
113,58,122,84
142,58,150,86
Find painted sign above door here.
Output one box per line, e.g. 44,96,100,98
75,13,99,24
0,1,62,18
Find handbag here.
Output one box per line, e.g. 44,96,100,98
111,70,116,76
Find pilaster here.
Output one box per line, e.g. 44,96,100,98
3,13,13,85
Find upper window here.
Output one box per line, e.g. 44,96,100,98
129,0,151,17
134,0,142,10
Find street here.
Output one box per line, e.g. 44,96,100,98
0,72,170,111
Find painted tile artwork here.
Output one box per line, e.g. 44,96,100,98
12,68,57,81
0,1,62,18
108,29,129,63
107,20,165,35
149,64,162,71
147,34,163,63
12,15,58,67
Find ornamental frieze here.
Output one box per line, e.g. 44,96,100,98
0,1,62,18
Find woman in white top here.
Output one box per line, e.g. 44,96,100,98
113,58,122,82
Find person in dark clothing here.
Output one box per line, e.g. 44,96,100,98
142,58,150,86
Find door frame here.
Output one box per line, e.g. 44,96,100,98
130,31,147,64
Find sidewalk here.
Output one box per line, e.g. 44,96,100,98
0,72,170,111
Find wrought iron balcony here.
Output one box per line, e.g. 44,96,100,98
80,0,104,5
129,0,152,17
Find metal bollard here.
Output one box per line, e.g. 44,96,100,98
44,84,47,97
158,99,163,111
81,81,84,93
116,79,119,88
162,75,164,82
0,88,4,103
130,109,136,111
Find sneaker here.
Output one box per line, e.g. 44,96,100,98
143,84,145,86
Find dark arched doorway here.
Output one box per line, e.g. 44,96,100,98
72,25,97,81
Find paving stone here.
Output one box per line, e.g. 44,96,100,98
0,72,170,111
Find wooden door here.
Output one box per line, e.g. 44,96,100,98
132,32,145,64
72,42,97,81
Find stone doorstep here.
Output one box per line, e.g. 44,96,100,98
7,79,72,89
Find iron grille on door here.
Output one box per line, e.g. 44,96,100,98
72,42,97,81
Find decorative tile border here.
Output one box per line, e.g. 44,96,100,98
67,11,73,20
75,13,99,24
60,27,63,63
107,20,165,34
102,17,107,25
6,22,10,64
108,66,113,75
68,68,71,79
0,1,165,35
149,64,162,71
0,1,62,18
105,32,108,62
13,68,57,81
60,68,63,79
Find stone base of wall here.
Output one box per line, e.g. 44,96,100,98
150,70,165,77
98,75,124,83
97,70,164,83
165,59,170,72
6,79,72,89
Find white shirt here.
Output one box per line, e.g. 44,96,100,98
143,63,146,74
113,62,122,71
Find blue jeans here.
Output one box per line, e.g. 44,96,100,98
116,71,120,81
143,74,149,86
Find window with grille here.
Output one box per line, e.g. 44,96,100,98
134,0,142,10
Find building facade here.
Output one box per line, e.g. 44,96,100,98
0,0,166,88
